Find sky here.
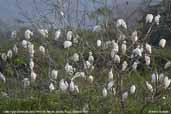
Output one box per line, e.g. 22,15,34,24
0,0,161,30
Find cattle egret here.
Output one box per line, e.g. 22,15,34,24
145,81,153,92
67,31,73,41
84,61,91,70
145,43,152,54
122,61,128,71
51,69,58,80
31,71,37,81
88,51,94,64
132,31,138,44
59,79,68,91
1,53,7,62
39,46,45,55
22,40,28,48
151,73,158,83
49,83,55,92
114,54,120,63
74,85,79,93
69,81,75,92
13,44,18,54
108,69,113,81
121,41,127,54
116,19,127,29
88,75,94,83
146,14,153,23
7,50,13,59
159,73,164,82
159,39,166,48
107,80,114,90
164,76,171,89
112,40,119,53
29,59,34,70
0,72,6,83
133,48,142,57
155,14,161,25
38,29,48,38
145,55,151,66
55,29,61,41
132,61,139,70
102,87,108,97
122,91,128,101
97,40,102,47
11,31,17,39
72,53,79,62
64,41,72,48
65,63,74,75
25,29,33,39
164,61,171,69
73,34,79,44
130,85,136,94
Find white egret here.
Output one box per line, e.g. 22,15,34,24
164,76,171,89
146,14,153,23
130,85,136,94
116,19,127,29
159,39,166,48
102,87,108,97
64,41,72,48
67,31,73,41
145,81,153,93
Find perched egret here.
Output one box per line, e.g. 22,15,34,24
107,80,114,90
116,19,127,29
145,81,153,93
31,71,37,81
133,47,142,57
122,91,128,101
159,73,164,82
114,54,120,63
69,81,75,92
88,51,94,64
164,76,171,89
11,31,17,39
51,69,58,80
97,40,102,47
130,85,136,94
145,55,151,66
38,29,48,38
1,53,7,62
88,75,94,83
22,40,28,48
25,29,33,40
29,59,34,70
49,83,55,92
155,14,161,25
122,61,128,71
164,61,171,69
65,63,74,75
102,87,108,97
39,46,45,55
64,41,72,48
121,41,127,54
132,31,138,44
159,39,166,48
145,43,152,54
108,69,113,81
7,50,13,59
132,61,139,70
67,31,73,41
112,40,119,53
54,29,61,41
151,72,158,83
0,72,6,83
72,53,79,62
146,14,153,23
13,44,18,54
59,79,68,91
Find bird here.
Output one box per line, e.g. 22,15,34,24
51,69,58,80
164,61,171,69
39,46,45,55
97,40,102,47
112,40,119,53
122,61,128,71
67,31,73,41
121,41,127,55
31,70,37,81
0,72,6,83
108,69,113,81
107,80,114,90
11,31,17,39
65,63,74,75
145,81,153,92
64,41,72,48
88,75,94,83
59,79,68,91
114,54,120,63
116,19,127,29
29,59,34,71
38,29,48,38
13,44,18,54
84,61,91,70
72,53,79,62
164,76,171,89
102,87,108,97
25,29,33,40
132,31,138,44
145,43,152,54
133,47,142,57
49,83,55,92
159,73,164,82
145,55,151,66
122,91,128,101
1,53,7,62
54,29,61,41
159,39,166,48
146,14,153,23
130,85,136,94
22,40,28,48
155,14,161,25
88,51,94,64
69,80,75,92
132,61,139,70
7,50,13,59
151,72,158,83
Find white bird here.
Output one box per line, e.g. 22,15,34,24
145,43,152,54
108,69,113,81
38,29,48,38
164,76,171,89
122,91,128,101
132,61,139,70
116,19,127,29
25,29,33,40
13,44,18,54
102,87,108,97
55,29,61,41
88,51,94,64
122,61,128,71
133,47,142,57
84,61,91,70
7,50,13,59
88,75,94,83
0,72,6,83
145,55,151,66
107,80,114,90
72,53,79,62
51,69,58,80
74,85,79,93
130,85,136,94
39,46,45,55
145,81,153,92
114,54,120,63
31,70,37,81
159,73,164,82
121,41,127,54
65,63,74,75
29,59,34,70
49,83,55,92
1,53,7,62
64,41,72,48
97,40,102,47
159,39,166,48
22,78,30,88
28,43,34,58
132,31,138,44
155,14,161,25
59,79,68,91
151,73,159,83
69,81,75,92
67,31,73,41
146,14,153,23
11,31,17,39
164,61,171,69
60,11,64,16
112,40,119,53
93,25,102,32
22,40,28,48
73,34,79,44
72,72,85,81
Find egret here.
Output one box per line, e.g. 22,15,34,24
145,55,151,66
51,69,58,80
38,29,48,38
114,54,120,63
121,41,127,54
151,72,158,83
130,85,136,94
164,61,171,69
13,44,18,54
25,29,33,40
116,19,127,29
132,31,138,44
102,87,108,97
159,39,166,48
54,29,61,41
133,47,142,57
145,43,152,54
132,61,139,70
72,53,79,62
122,61,128,71
155,14,161,25
145,81,153,92
69,81,75,92
64,40,72,48
11,31,17,39
122,91,128,101
107,80,114,90
67,31,73,41
0,72,6,83
29,59,34,70
112,40,119,53
65,63,74,75
88,51,94,64
22,40,28,48
31,71,37,81
159,73,164,82
59,79,68,91
97,40,102,47
49,83,55,92
108,69,113,81
88,75,94,83
1,53,7,62
146,14,153,23
39,46,45,55
164,76,171,89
